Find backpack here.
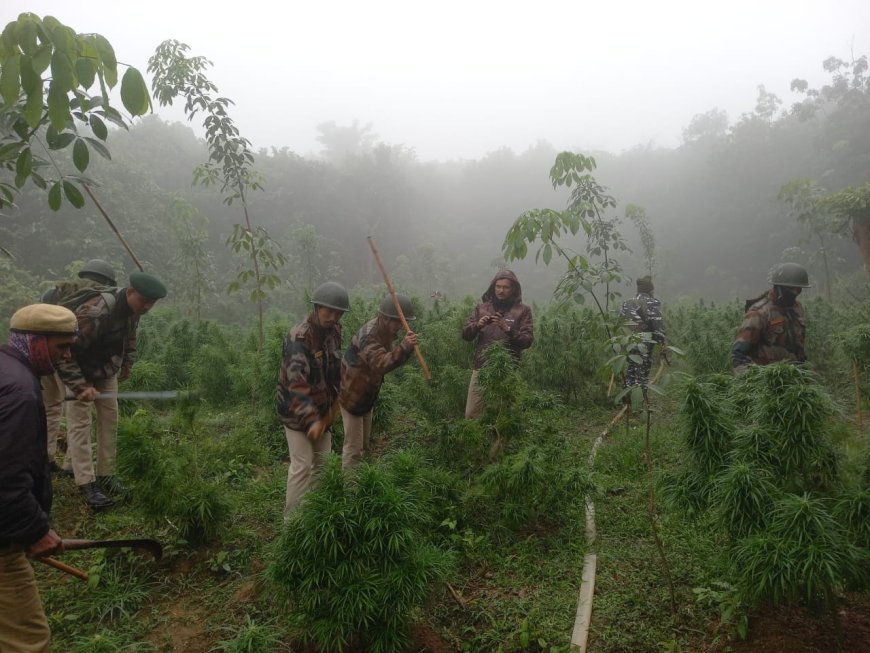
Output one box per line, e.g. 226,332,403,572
42,280,118,314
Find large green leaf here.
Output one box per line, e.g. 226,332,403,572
22,81,43,128
92,34,117,87
0,52,19,106
15,17,38,56
75,56,96,90
62,180,84,208
88,114,107,140
72,138,89,172
0,142,23,162
31,43,52,74
48,181,62,210
50,50,74,93
18,53,39,93
47,80,69,131
45,128,75,150
120,67,149,116
14,147,32,178
83,136,110,160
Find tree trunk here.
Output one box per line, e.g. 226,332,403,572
853,216,870,273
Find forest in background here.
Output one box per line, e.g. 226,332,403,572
1,51,868,323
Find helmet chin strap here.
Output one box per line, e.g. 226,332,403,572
774,286,797,306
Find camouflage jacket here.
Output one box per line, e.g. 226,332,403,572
276,314,342,432
620,293,666,344
731,290,806,370
56,290,138,395
339,317,413,416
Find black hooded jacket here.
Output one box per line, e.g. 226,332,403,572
462,269,534,370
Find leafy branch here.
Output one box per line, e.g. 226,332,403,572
148,40,285,347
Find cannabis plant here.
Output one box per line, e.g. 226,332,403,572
268,452,454,653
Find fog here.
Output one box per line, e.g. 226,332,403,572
7,0,870,161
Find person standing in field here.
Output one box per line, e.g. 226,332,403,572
277,282,348,516
461,270,534,419
338,295,418,470
732,262,810,374
0,304,77,653
40,258,117,476
619,275,666,398
56,272,167,510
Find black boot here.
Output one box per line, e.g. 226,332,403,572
80,482,114,509
49,461,73,478
97,475,128,497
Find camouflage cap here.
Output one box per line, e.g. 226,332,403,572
10,304,77,335
129,272,167,300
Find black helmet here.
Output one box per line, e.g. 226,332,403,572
311,281,350,312
379,294,415,321
78,259,116,285
770,262,810,288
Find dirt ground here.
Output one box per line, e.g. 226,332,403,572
729,594,870,653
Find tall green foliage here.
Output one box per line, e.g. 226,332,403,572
148,40,285,348
0,13,149,210
268,452,454,653
673,364,866,624
502,152,630,323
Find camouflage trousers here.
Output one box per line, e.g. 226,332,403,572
623,345,653,389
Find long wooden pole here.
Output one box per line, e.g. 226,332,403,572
367,237,432,380
82,184,145,272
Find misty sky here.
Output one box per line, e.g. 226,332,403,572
7,1,870,161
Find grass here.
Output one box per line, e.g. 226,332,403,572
37,372,865,652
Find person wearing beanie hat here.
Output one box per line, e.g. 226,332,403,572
55,273,167,509
619,276,666,404
0,304,76,652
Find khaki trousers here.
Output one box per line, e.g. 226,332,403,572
65,375,119,486
464,369,484,419
340,406,372,471
41,372,67,463
284,425,332,517
0,550,51,653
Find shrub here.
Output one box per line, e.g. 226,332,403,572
268,452,454,653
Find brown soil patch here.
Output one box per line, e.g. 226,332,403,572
729,595,870,653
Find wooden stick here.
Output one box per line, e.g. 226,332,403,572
367,237,432,379
37,556,89,581
82,184,145,272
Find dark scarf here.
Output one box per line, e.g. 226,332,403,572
8,332,54,375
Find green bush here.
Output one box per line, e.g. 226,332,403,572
268,452,454,653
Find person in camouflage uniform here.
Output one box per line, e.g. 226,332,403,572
732,262,809,374
277,281,348,516
40,259,116,476
56,271,166,509
338,295,418,470
620,276,666,395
